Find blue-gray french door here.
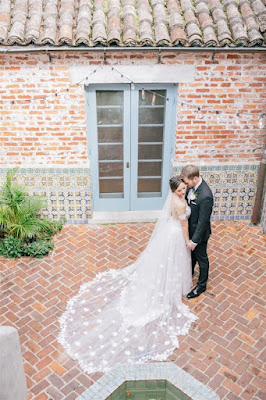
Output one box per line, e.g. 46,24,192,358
86,84,176,211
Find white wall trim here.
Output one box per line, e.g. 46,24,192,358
70,65,195,84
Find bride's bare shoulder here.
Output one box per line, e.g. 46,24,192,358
171,196,187,214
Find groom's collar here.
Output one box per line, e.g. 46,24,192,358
194,177,202,192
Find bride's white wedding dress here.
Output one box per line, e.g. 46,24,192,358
58,193,197,373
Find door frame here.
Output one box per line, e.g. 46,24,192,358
85,83,177,212
130,84,177,210
85,84,131,211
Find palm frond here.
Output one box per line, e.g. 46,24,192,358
0,168,61,241
9,218,44,239
0,167,27,210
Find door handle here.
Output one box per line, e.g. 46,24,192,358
126,162,130,168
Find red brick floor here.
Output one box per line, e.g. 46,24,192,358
0,221,265,400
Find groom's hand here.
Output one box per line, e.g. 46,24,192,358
187,240,197,251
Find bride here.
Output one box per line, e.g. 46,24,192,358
58,176,197,373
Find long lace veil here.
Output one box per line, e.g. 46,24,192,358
58,190,196,373
149,190,172,240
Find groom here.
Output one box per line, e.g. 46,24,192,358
180,165,213,299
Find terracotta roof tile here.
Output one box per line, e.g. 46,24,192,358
0,0,11,43
224,0,249,45
25,0,43,44
152,0,171,45
58,0,75,45
209,0,233,45
138,0,153,45
92,0,107,45
167,0,188,45
122,0,137,45
240,0,263,45
8,0,28,44
195,0,218,46
76,0,92,45
107,0,121,44
182,0,202,46
0,0,265,47
42,0,58,45
251,0,266,40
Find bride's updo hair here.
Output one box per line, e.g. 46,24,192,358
169,175,182,192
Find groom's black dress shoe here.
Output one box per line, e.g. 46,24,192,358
187,286,206,299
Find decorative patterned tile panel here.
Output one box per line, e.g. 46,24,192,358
173,164,259,221
0,167,92,224
0,164,260,223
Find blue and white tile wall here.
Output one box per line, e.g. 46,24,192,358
173,164,259,221
0,168,92,224
0,164,261,224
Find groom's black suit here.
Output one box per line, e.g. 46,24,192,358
186,179,213,289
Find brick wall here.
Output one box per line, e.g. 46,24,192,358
0,51,265,222
175,52,265,164
0,51,265,167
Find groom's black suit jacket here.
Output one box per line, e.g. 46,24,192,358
186,179,213,244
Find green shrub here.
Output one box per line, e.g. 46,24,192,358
22,240,54,258
0,237,55,259
38,218,66,240
0,168,64,259
0,236,23,259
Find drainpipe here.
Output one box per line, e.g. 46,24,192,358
251,149,266,225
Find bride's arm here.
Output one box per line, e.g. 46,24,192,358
180,215,189,245
174,201,190,245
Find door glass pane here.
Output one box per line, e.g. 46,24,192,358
96,91,123,106
139,108,165,125
98,127,123,143
139,90,165,106
97,108,123,125
138,161,162,176
98,144,123,160
138,178,161,194
96,91,124,198
137,90,166,198
100,179,123,196
139,126,164,142
138,144,163,160
99,162,123,177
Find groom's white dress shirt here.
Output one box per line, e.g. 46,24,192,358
187,177,202,204
193,177,202,192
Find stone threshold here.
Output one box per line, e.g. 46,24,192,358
89,210,162,224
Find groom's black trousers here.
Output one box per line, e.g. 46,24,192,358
191,241,209,289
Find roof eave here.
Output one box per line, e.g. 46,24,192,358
0,45,266,54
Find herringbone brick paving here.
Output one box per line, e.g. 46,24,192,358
0,221,265,400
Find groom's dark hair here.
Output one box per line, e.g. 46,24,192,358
180,165,200,180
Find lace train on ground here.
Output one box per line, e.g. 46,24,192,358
58,198,197,373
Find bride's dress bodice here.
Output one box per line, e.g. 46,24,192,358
171,198,191,221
